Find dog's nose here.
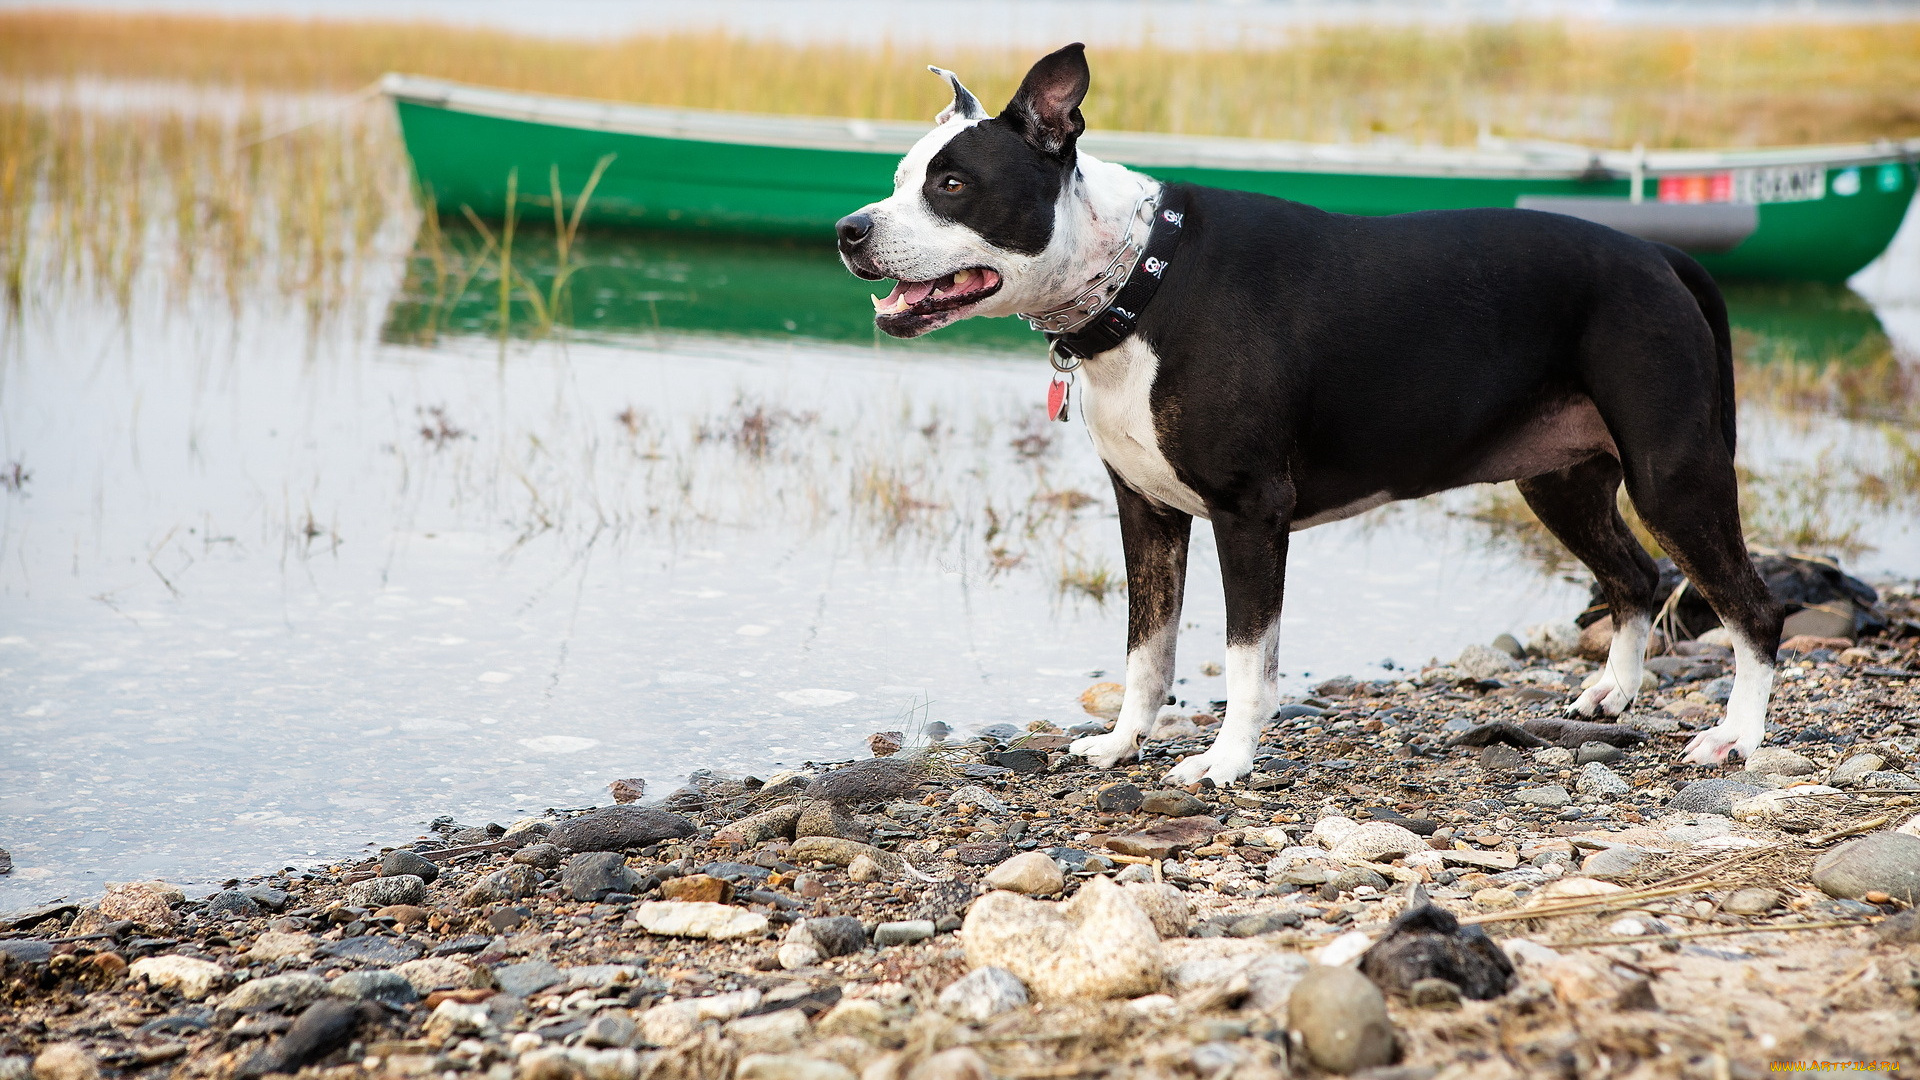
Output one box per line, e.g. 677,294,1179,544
836,212,873,246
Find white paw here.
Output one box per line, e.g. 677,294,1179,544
1069,730,1141,770
1568,676,1633,717
1683,724,1761,766
1165,750,1255,788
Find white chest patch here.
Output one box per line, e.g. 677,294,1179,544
1079,339,1210,519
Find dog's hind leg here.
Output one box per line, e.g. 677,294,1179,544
1515,455,1661,716
1069,469,1192,770
1165,478,1292,787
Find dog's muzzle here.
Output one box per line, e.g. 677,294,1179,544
836,213,885,280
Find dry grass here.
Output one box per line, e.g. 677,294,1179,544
5,12,1920,148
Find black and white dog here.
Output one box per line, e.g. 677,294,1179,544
835,44,1783,786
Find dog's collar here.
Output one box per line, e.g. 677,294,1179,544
1024,185,1189,362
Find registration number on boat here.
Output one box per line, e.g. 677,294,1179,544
1732,165,1826,203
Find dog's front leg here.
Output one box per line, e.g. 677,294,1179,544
1069,468,1192,770
1166,480,1293,787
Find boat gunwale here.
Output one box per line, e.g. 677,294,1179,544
382,73,1920,181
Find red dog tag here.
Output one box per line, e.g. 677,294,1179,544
1048,377,1070,422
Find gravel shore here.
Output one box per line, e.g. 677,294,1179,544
5,613,1920,1080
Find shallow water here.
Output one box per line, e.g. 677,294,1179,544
3,192,1919,917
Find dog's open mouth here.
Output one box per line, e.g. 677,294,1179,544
871,268,1001,336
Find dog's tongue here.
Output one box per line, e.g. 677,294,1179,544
887,279,937,307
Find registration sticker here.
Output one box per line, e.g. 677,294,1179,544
1733,165,1826,203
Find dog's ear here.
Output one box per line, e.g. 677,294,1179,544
1002,43,1089,158
929,66,986,124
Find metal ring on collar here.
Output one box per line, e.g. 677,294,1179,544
1049,345,1083,373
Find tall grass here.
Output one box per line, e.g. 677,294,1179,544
4,12,1920,148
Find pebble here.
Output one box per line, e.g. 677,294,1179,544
1472,888,1519,910
1532,747,1575,768
905,1048,993,1080
1122,881,1192,939
1721,887,1781,915
936,966,1029,1022
562,852,642,901
327,969,417,1006
379,849,440,884
1456,643,1520,679
1333,867,1390,893
715,805,805,846
796,802,871,843
375,904,429,929
549,806,698,853
30,1046,98,1080
1140,789,1211,817
1328,822,1426,863
847,855,883,882
807,758,926,802
1148,714,1203,741
1668,778,1766,815
1514,784,1572,808
947,785,1011,815
1745,746,1818,776
1478,744,1529,773
1582,847,1648,881
790,837,908,878
733,1055,855,1080
581,1012,639,1049
872,920,935,946
961,876,1162,1001
511,843,563,869
203,889,258,919
98,881,183,931
778,916,867,970
222,972,327,1012
462,865,539,906
1812,831,1920,906
248,931,316,961
520,1048,645,1080
127,955,223,1000
1730,785,1843,823
315,935,422,966
394,957,474,993
1104,816,1222,860
634,901,769,941
727,1010,809,1055
1575,762,1630,797
1830,754,1886,787
984,851,1065,896
494,959,566,997
346,874,426,908
1286,965,1396,1074
1095,783,1145,812
1575,742,1624,766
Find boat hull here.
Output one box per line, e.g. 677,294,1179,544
392,91,1917,283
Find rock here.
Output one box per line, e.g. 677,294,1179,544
1287,966,1396,1074
1359,899,1513,1000
1514,784,1572,808
1669,778,1767,815
1332,867,1389,893
495,959,566,996
1105,816,1222,859
1440,850,1519,871
806,758,926,802
30,1046,97,1080
608,778,647,805
1310,816,1360,846
550,807,697,852
1095,783,1145,812
948,785,1011,815
1575,742,1624,766
796,801,872,843
346,874,426,908
734,1056,856,1080
873,920,935,946
327,970,417,1006
1456,643,1520,680
905,1048,993,1080
1731,785,1843,823
1831,754,1887,787
1783,605,1853,641
224,972,327,1012
634,901,770,940
715,804,805,846
1123,882,1192,939
1533,747,1575,768
1577,617,1614,662
563,852,642,901
1473,888,1519,910
1140,789,1211,817
985,852,1065,896
847,855,883,882
1746,746,1818,776
790,836,910,879
1576,762,1631,797
779,916,867,970
379,850,440,884
1115,863,1155,884
128,955,223,1000
239,1000,364,1079
248,931,317,962
512,843,564,869
316,935,421,967
727,1010,809,1055
394,957,474,994
1329,822,1426,863
519,1048,646,1080
936,966,1029,1022
1081,682,1126,719
204,889,259,919
242,886,289,911
582,1012,640,1048
660,873,732,904
99,881,183,930
1582,847,1648,881
815,999,889,1042
376,904,428,929
1149,714,1202,741
1722,888,1781,915
961,875,1162,1001
1524,621,1581,660
462,865,540,906
1812,831,1920,906
1875,909,1920,944
1478,744,1529,773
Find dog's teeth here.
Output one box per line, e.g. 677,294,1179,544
953,269,972,285
872,294,886,311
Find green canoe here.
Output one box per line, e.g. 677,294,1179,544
384,73,1919,283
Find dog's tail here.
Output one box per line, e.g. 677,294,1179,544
1655,242,1736,457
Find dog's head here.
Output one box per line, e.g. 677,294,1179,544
836,44,1093,338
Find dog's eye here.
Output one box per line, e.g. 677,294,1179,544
939,176,966,193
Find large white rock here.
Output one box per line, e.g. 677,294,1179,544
935,967,1029,1022
960,875,1162,1001
1328,823,1426,863
1745,747,1818,777
1121,882,1190,939
1309,817,1360,849
1730,786,1842,824
634,901,769,940
128,956,223,1000
983,852,1064,896
394,957,474,993
246,931,316,962
1160,938,1307,1013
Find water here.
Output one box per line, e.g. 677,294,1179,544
4,175,1919,920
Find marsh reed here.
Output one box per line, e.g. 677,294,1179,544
5,11,1920,149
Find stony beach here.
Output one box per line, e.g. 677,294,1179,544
5,598,1920,1080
